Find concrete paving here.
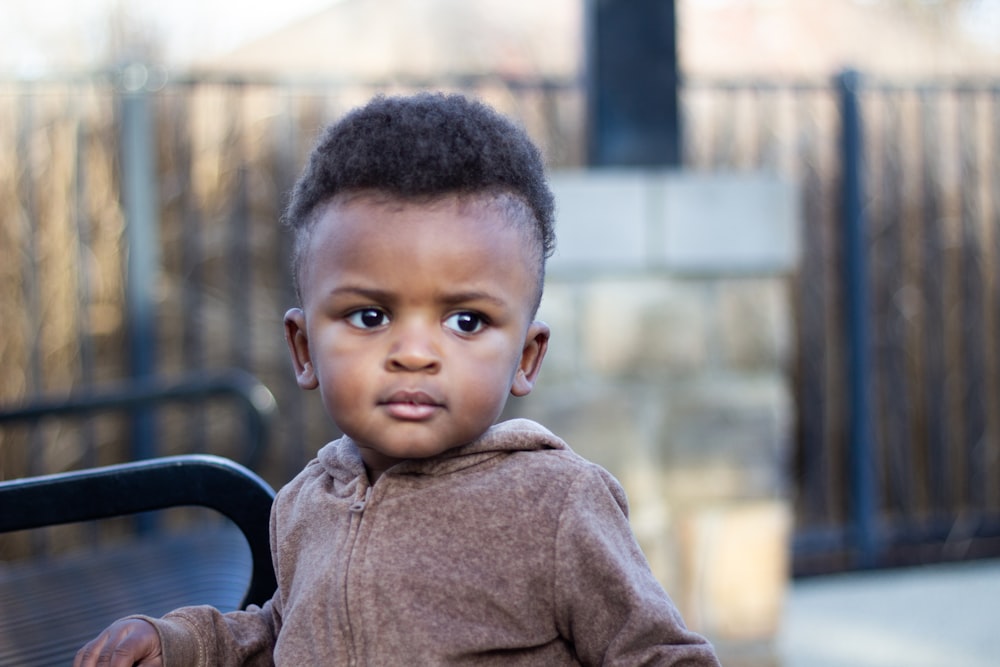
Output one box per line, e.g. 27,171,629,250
776,558,1000,667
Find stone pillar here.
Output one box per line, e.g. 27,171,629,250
511,170,799,665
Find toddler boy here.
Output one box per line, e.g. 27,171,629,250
76,93,721,666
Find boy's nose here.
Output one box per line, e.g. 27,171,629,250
385,325,441,373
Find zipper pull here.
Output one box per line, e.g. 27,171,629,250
349,486,373,514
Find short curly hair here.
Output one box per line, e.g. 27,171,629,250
283,93,556,304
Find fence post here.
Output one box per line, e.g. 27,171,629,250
584,0,681,166
119,64,161,471
838,69,878,569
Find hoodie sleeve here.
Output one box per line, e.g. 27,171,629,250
553,464,721,667
137,492,287,667
141,595,282,667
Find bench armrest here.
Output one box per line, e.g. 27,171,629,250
0,454,277,608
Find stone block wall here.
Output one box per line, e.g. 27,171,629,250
509,170,799,664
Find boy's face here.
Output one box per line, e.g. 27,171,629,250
284,192,549,479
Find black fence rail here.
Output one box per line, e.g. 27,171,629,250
0,369,276,472
2,68,999,575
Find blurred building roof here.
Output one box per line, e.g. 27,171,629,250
681,0,1000,77
193,0,1000,80
3,0,999,79
196,0,581,79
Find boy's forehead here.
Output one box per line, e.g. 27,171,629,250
315,191,529,251
325,189,513,216
301,191,545,308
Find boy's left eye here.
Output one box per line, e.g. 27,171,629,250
444,312,486,334
346,308,389,329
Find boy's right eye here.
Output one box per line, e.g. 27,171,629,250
346,308,389,329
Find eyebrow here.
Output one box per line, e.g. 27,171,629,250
327,285,508,308
327,285,393,302
436,290,509,308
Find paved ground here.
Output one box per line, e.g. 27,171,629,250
776,558,1000,667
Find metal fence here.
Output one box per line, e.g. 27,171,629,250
838,75,1000,572
1,68,998,573
686,72,1000,572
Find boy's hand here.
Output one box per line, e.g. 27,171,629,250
74,618,163,667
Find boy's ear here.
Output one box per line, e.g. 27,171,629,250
511,320,550,397
284,308,318,390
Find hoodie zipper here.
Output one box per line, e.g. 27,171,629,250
348,485,373,513
343,481,375,665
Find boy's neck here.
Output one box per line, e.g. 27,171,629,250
365,463,388,485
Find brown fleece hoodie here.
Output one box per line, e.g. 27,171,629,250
144,419,720,666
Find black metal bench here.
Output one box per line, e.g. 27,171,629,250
0,454,277,667
0,371,279,666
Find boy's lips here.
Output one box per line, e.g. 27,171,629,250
379,390,444,420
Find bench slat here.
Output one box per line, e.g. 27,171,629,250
0,527,252,666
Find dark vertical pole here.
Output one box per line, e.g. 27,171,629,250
839,69,877,569
120,65,160,467
585,0,681,167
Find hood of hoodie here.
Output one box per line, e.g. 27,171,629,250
317,418,570,485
